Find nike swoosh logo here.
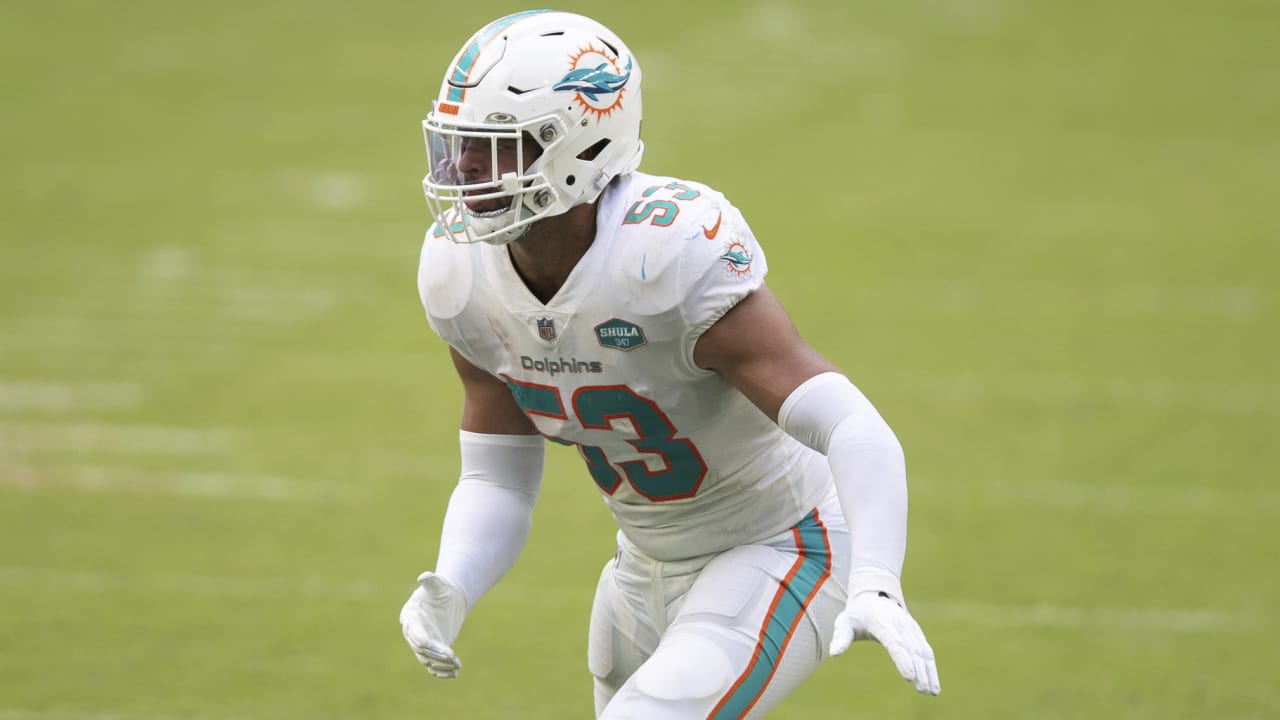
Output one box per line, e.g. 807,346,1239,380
702,212,722,239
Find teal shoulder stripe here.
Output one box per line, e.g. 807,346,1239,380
711,510,832,719
447,9,553,102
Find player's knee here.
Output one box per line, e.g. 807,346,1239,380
633,632,735,702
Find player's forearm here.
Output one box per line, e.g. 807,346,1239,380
434,430,545,610
778,372,910,598
826,423,908,598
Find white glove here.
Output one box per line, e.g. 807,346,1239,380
831,589,941,695
399,571,468,679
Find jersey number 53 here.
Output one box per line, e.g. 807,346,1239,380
506,379,708,502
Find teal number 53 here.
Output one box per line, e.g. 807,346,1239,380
622,182,703,227
505,380,707,502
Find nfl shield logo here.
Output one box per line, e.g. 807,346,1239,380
536,317,556,341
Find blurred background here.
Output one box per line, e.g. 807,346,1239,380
2,1,1276,718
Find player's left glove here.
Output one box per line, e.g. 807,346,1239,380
399,571,468,679
830,571,941,696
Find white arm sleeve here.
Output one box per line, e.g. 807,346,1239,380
434,430,545,610
778,372,909,601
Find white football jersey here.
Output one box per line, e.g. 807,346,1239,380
418,172,833,560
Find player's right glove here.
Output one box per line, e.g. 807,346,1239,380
399,571,468,678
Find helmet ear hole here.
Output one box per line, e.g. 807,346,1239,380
577,138,611,161
566,175,576,186
597,38,620,57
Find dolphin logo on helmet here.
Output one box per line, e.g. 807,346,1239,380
553,58,633,102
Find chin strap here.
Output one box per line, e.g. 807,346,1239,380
468,192,542,245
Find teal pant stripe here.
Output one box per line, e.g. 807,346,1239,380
447,10,552,102
711,510,831,719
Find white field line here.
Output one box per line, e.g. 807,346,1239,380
0,463,354,503
913,477,1280,514
913,600,1267,633
0,565,1268,635
840,284,1268,320
1,313,244,342
0,566,382,601
0,422,234,456
0,710,244,720
0,711,196,720
0,339,247,367
0,382,144,413
1,285,339,330
882,372,1280,417
0,316,249,357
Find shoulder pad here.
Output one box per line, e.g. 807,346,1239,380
609,179,762,317
417,229,473,321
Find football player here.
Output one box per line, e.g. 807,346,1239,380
400,10,940,718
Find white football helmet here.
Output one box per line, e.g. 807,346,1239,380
423,10,645,245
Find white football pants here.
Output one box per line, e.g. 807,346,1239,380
589,496,850,719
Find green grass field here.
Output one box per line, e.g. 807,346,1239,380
2,1,1277,718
